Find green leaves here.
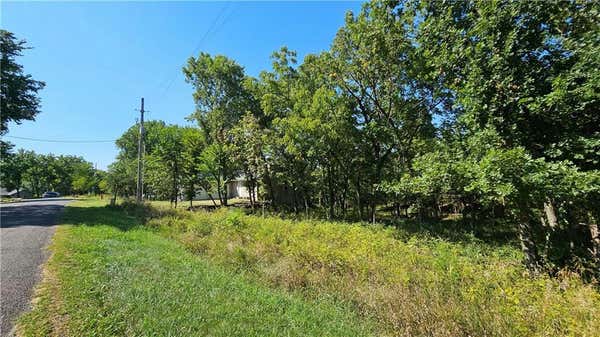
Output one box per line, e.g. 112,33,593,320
0,30,45,137
417,0,600,166
1,149,99,196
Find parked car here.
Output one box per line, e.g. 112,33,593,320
42,191,60,198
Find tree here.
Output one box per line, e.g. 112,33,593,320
231,113,264,208
183,53,251,206
103,0,600,279
155,125,185,207
0,30,45,146
181,127,206,208
1,149,97,197
107,159,136,204
413,0,600,276
0,149,33,196
415,0,600,167
115,120,168,160
330,2,436,222
114,120,168,199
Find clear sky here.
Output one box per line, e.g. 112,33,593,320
1,1,361,170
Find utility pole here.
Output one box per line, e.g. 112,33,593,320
136,97,145,203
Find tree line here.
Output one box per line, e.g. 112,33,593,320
106,0,599,278
1,149,106,197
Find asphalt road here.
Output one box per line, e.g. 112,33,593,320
0,199,71,337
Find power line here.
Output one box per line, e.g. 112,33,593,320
136,97,145,203
157,2,236,102
3,135,116,143
190,2,233,59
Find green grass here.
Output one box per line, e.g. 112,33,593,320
17,199,376,337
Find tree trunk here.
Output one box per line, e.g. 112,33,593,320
110,187,118,206
261,155,276,206
255,182,260,204
544,199,558,228
188,182,194,209
305,196,309,218
247,174,256,210
327,165,335,220
540,199,559,259
588,216,600,261
340,179,348,218
518,208,542,275
216,175,223,206
223,179,228,206
208,193,217,207
292,188,298,214
565,207,578,255
355,179,363,220
173,162,178,209
370,200,376,224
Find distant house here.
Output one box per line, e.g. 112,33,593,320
0,187,32,199
189,176,257,202
226,176,256,199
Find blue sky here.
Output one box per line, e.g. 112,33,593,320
2,1,361,170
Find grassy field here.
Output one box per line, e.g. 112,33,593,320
17,199,375,337
18,198,600,337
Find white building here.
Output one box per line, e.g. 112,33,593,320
226,176,254,199
191,176,256,201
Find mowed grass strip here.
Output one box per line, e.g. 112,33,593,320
17,199,376,337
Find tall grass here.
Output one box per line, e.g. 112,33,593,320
149,207,600,337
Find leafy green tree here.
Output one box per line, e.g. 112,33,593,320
114,120,168,199
231,112,265,208
181,127,207,208
183,53,251,205
0,30,45,150
69,159,96,195
412,0,600,275
102,0,600,279
0,149,33,196
155,125,185,207
1,149,96,197
415,0,600,167
115,120,168,160
330,2,436,222
107,159,136,203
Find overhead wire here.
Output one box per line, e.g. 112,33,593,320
3,135,116,143
6,4,237,145
157,2,236,103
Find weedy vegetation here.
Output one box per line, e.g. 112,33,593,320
148,203,600,337
17,199,600,337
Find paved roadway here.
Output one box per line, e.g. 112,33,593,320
0,199,71,337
